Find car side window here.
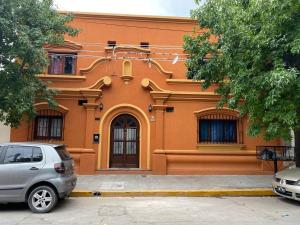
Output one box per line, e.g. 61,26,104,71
32,147,43,162
4,146,34,164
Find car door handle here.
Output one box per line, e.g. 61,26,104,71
29,167,39,171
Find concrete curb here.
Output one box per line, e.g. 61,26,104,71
70,188,275,197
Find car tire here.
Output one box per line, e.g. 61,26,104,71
27,185,58,213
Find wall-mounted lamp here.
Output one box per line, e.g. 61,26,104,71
99,102,104,111
148,104,153,112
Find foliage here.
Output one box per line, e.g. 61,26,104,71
184,0,300,141
0,0,78,127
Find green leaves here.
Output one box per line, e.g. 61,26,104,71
0,0,78,127
184,0,300,141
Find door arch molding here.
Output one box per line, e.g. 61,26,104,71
97,104,150,170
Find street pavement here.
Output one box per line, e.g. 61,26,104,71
76,175,273,191
0,197,299,225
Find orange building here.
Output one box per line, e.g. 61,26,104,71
11,12,279,175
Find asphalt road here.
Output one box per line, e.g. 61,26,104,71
0,197,299,225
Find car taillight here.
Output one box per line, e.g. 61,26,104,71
54,162,65,174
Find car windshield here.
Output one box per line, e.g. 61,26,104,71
54,145,72,160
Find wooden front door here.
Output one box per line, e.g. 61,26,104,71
110,114,139,168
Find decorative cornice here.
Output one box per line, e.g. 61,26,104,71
47,76,112,99
45,40,82,51
141,78,167,92
37,74,86,81
54,88,102,99
34,102,69,114
142,78,219,101
149,92,171,101
167,92,219,101
146,59,173,78
88,76,112,89
80,57,111,74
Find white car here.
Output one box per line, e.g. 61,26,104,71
272,167,300,201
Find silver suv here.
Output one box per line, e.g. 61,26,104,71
0,143,77,213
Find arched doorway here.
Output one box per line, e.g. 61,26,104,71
110,114,140,168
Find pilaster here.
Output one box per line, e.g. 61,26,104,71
83,102,98,149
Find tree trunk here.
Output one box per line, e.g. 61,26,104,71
295,129,300,167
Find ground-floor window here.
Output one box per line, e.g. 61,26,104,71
198,113,242,144
199,119,237,143
33,110,64,140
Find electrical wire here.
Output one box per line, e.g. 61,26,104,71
76,42,185,49
47,43,186,50
48,53,188,62
46,49,189,56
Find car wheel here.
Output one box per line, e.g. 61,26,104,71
27,186,58,213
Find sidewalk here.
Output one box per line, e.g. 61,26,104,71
71,175,276,197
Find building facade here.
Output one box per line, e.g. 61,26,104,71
10,12,279,174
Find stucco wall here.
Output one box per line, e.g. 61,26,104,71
0,122,11,143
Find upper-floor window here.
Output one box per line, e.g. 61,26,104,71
34,109,64,141
107,41,117,47
48,53,77,75
140,42,149,48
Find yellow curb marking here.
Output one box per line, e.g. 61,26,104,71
70,188,275,197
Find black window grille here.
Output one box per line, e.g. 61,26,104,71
198,114,242,144
33,109,64,141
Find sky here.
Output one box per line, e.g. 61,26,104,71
53,0,199,17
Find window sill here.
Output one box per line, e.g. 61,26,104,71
37,74,86,81
196,144,245,151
